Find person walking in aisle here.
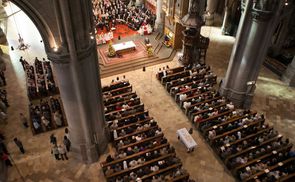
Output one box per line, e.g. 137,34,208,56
63,136,71,152
13,138,25,154
51,144,60,160
19,113,29,128
58,145,68,160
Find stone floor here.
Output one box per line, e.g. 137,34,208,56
1,10,295,182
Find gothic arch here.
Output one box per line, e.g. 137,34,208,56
9,0,56,53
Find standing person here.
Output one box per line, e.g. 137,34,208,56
58,145,68,160
51,144,60,160
13,138,25,154
63,136,71,152
50,134,57,145
64,128,69,139
19,113,29,128
1,152,12,166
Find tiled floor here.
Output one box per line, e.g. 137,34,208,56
1,7,295,182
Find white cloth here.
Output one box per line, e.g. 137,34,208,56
177,128,197,150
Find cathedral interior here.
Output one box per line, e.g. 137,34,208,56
0,0,295,182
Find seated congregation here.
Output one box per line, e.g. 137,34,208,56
20,57,59,100
156,64,295,182
93,0,156,33
19,56,67,135
100,77,194,182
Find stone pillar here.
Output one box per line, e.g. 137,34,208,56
155,0,164,33
220,0,285,109
282,56,295,87
221,0,230,34
204,0,218,25
269,6,294,56
221,0,242,36
47,0,108,163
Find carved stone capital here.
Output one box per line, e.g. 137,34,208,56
47,40,97,64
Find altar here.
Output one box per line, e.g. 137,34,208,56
112,41,136,54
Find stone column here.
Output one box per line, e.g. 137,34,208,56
155,0,164,33
221,0,230,34
269,6,294,56
204,0,218,25
282,56,295,87
220,0,285,109
47,0,108,163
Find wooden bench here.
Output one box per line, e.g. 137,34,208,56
102,81,130,93
156,67,184,81
118,133,164,152
107,110,149,125
104,92,136,106
244,157,295,181
105,97,141,113
195,109,234,129
141,163,183,180
217,127,274,158
114,125,159,143
225,135,283,167
105,103,144,120
105,152,176,179
110,117,153,132
101,143,170,169
232,143,293,176
211,118,265,146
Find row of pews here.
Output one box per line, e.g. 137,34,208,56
156,65,295,182
22,58,59,101
100,79,194,182
20,57,67,135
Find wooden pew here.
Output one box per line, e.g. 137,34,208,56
156,67,184,81
225,135,283,166
211,118,265,146
118,133,164,152
232,143,293,176
244,157,295,182
114,125,159,143
184,93,220,114
166,72,208,92
202,111,255,134
100,143,170,169
104,92,136,106
141,163,183,180
110,117,153,132
195,109,234,129
279,171,295,182
107,110,149,126
105,103,144,120
102,81,130,93
105,97,141,113
171,76,217,98
190,103,227,122
217,127,274,158
104,85,132,98
161,71,190,85
105,152,176,179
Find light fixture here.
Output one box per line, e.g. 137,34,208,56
53,47,58,52
285,0,289,5
90,35,95,40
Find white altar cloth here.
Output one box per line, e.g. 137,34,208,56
112,41,136,53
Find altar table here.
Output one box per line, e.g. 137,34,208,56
112,41,136,54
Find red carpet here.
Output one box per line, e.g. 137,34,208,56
97,24,138,39
98,40,148,65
